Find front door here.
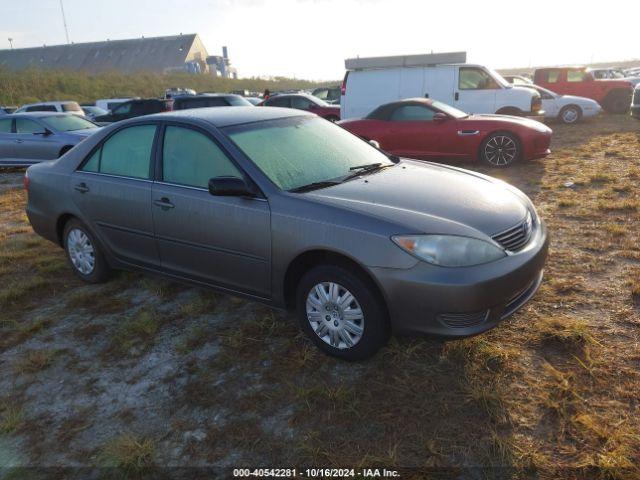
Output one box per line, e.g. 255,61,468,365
14,118,60,160
455,66,498,114
152,125,271,297
71,124,160,268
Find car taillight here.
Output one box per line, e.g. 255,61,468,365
341,71,349,96
23,172,30,191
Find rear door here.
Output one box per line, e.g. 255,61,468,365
0,118,15,162
71,124,160,267
151,124,271,297
454,66,498,114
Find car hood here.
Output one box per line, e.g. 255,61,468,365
465,114,551,132
305,160,530,238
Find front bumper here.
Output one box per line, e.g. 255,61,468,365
372,221,549,337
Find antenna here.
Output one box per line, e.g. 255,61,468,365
59,0,70,44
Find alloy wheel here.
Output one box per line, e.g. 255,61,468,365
562,107,579,124
484,135,518,166
67,228,95,275
306,282,364,349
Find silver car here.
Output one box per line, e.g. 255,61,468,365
0,113,100,167
25,107,548,360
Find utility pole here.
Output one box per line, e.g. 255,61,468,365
8,38,13,49
59,0,70,44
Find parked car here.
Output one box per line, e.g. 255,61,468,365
0,113,100,167
533,67,634,113
165,87,196,99
1,106,17,115
518,85,601,124
172,94,253,110
25,107,548,360
588,67,640,86
80,105,109,120
632,85,640,120
503,75,533,86
339,98,551,167
15,101,85,116
260,94,340,121
341,54,543,120
95,98,139,112
312,86,341,104
93,99,172,124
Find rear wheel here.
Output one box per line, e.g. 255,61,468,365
296,265,389,361
63,219,111,283
603,90,631,114
558,105,582,124
480,132,520,167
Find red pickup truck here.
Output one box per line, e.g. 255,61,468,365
533,67,633,114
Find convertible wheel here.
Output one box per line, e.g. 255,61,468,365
296,265,389,360
63,219,111,283
559,105,582,124
481,133,520,167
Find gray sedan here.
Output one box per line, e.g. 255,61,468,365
25,107,548,360
0,113,100,167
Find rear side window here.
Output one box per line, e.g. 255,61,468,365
390,105,435,122
567,70,587,82
162,126,242,188
266,97,290,107
291,97,313,110
544,70,561,83
113,103,132,115
16,118,43,133
81,125,156,179
0,118,12,133
26,105,57,112
458,67,499,90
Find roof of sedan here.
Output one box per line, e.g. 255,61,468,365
142,106,313,127
8,112,79,118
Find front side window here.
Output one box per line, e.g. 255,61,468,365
113,103,132,115
16,118,44,133
545,69,561,83
0,118,12,133
226,96,252,106
162,126,242,188
390,105,435,122
291,97,313,110
459,67,499,90
225,116,392,191
567,70,588,82
266,97,290,108
81,125,156,179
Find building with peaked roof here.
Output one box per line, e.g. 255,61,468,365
0,33,235,76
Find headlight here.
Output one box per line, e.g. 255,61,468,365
391,235,506,267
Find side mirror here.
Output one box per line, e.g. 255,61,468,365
368,139,381,149
208,176,256,197
34,128,53,136
433,113,448,123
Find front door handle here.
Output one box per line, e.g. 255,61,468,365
153,197,175,210
74,183,89,193
454,92,459,101
14,139,24,144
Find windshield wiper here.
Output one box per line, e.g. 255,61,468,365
289,180,341,193
349,162,383,172
342,163,393,182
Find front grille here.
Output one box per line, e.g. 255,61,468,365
492,214,533,252
501,271,544,319
438,310,489,329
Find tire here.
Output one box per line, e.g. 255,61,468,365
63,218,111,283
558,105,582,124
603,90,631,114
480,132,520,167
296,265,389,361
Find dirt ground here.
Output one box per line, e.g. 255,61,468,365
0,114,639,479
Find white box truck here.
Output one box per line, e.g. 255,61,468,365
340,52,542,120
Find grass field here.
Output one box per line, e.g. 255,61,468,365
0,114,639,478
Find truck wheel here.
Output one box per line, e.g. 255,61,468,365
603,90,631,114
558,105,582,124
480,132,520,167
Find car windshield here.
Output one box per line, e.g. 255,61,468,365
41,115,98,132
486,68,510,87
431,100,468,119
227,96,254,106
224,116,393,191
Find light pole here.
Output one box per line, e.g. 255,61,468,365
8,38,13,49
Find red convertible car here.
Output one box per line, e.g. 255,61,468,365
339,99,552,167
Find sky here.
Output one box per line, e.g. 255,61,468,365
0,0,637,80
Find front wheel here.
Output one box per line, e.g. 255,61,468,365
296,265,389,361
558,105,582,124
63,219,111,283
480,132,520,167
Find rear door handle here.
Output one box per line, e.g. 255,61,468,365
74,183,89,193
153,197,175,210
14,139,24,144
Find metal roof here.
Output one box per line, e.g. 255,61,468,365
0,34,205,74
